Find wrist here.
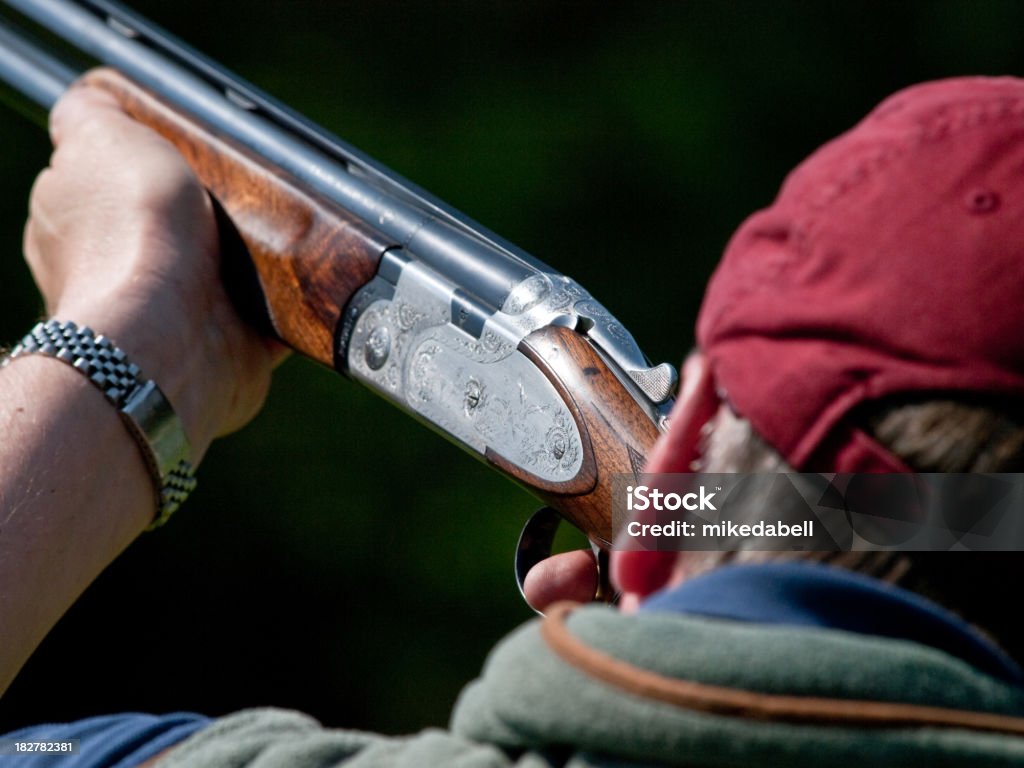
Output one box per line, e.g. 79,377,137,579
51,294,220,460
6,319,197,527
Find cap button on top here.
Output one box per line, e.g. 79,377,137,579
964,187,1000,214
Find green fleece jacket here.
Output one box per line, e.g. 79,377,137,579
156,605,1024,767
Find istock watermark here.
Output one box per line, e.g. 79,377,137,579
611,473,1024,551
625,484,718,512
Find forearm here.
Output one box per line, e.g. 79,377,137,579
0,353,154,694
0,84,280,697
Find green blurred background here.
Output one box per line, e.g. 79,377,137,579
2,0,1024,734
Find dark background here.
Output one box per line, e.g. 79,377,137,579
1,0,1023,735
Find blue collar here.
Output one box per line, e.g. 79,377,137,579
640,561,1024,685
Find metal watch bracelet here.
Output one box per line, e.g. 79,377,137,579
5,319,196,528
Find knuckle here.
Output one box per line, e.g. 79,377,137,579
137,161,206,218
25,169,59,245
26,168,51,214
71,111,116,145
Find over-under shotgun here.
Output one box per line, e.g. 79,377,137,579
0,0,677,597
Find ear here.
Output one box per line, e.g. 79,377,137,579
611,351,719,604
643,351,720,474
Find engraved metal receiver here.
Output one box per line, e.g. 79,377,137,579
342,254,676,480
339,215,677,601
0,0,678,604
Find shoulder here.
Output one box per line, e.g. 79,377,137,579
0,712,209,768
152,708,517,768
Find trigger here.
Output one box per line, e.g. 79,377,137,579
590,542,617,605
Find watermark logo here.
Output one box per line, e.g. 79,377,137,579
625,484,718,512
612,473,1024,551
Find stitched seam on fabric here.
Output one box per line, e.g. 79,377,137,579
540,603,1024,736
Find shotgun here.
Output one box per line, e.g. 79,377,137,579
0,0,676,599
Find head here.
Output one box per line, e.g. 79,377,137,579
612,77,1024,656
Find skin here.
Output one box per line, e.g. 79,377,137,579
0,85,283,695
0,83,712,696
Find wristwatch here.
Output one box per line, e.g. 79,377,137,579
5,319,196,528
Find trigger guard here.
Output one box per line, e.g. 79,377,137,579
515,507,562,613
514,507,617,615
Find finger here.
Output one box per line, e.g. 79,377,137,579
50,85,180,182
49,84,126,147
522,549,599,613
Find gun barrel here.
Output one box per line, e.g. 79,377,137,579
0,0,677,556
0,0,665,386
0,17,76,111
0,0,553,310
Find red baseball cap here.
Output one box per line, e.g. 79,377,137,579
696,77,1024,472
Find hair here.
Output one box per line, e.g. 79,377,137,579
692,397,1024,661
